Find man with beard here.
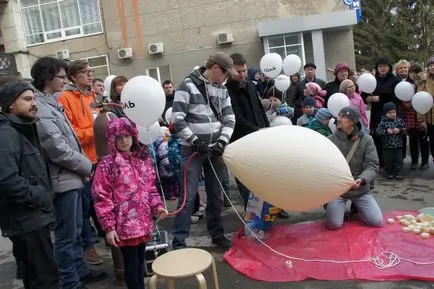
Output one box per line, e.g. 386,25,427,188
0,81,59,289
226,53,289,219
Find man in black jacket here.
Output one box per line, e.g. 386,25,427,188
226,53,289,218
0,81,58,289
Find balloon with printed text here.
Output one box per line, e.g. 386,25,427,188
260,53,283,79
274,75,291,92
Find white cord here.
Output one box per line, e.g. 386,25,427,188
206,156,434,269
147,133,168,211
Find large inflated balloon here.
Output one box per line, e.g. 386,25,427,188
270,116,292,126
137,122,160,145
327,93,350,118
223,126,354,211
394,81,415,101
357,73,377,93
274,75,290,92
103,75,116,97
121,76,166,127
164,107,172,124
260,53,283,78
412,91,433,114
283,54,302,76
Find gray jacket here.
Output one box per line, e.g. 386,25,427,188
35,91,93,193
328,129,379,198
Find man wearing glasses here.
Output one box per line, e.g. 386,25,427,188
171,52,236,250
57,60,104,268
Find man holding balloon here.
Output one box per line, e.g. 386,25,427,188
170,52,236,250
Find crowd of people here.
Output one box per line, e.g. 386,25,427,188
0,50,433,289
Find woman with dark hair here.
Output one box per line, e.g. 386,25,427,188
106,75,128,117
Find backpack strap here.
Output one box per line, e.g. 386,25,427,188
346,138,360,164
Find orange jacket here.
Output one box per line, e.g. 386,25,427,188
58,85,98,163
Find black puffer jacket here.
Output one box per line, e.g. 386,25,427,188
0,114,54,237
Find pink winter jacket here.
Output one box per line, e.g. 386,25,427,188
348,92,369,127
91,118,164,241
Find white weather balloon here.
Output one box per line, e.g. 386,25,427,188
283,54,302,76
357,73,377,93
223,126,354,211
274,74,291,92
327,93,350,118
412,91,433,115
394,81,415,101
121,76,166,127
137,121,161,145
270,116,292,126
260,53,283,78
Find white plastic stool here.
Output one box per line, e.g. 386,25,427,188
149,248,219,289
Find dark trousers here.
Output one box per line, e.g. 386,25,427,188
82,181,95,250
409,129,429,165
372,133,384,168
10,225,59,289
427,124,434,159
383,148,403,175
120,244,146,289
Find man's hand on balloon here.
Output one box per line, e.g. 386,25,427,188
211,140,227,157
191,139,209,155
351,178,364,190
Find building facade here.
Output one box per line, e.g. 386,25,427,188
1,0,359,84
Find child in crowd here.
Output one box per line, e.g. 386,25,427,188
92,118,167,289
305,82,326,108
339,79,369,127
311,108,333,136
263,93,294,123
376,102,407,179
296,97,316,128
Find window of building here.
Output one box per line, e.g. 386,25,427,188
80,55,110,80
145,65,171,83
19,0,103,46
264,32,306,71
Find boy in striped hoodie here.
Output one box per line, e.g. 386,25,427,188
171,52,236,250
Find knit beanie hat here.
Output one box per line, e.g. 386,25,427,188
383,102,396,114
427,55,434,67
302,96,316,107
315,108,332,123
375,56,392,70
306,82,327,97
334,62,350,76
339,106,360,124
0,81,34,113
339,79,355,92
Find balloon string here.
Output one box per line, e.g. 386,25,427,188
207,156,434,269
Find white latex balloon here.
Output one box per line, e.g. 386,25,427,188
164,107,173,124
327,93,350,118
121,76,166,127
357,73,377,93
394,81,415,101
138,122,161,145
274,75,291,92
412,91,433,115
223,126,354,211
283,54,302,76
328,118,337,133
103,75,116,97
270,116,292,127
260,53,283,78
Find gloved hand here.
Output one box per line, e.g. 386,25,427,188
191,139,209,154
211,140,227,157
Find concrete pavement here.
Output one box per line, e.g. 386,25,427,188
1,160,434,289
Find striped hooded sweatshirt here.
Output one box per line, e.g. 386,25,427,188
172,67,235,147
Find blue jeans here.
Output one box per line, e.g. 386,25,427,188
54,189,89,289
326,193,383,229
81,181,95,251
172,147,225,249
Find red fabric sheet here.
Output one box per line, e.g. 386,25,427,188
224,211,434,282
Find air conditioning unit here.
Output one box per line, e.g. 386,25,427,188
217,32,233,45
56,49,71,60
148,42,164,55
117,47,133,59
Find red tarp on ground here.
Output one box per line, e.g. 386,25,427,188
224,211,434,282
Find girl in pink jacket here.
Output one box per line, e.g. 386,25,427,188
340,79,369,127
92,117,167,289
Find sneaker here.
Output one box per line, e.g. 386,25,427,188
211,236,232,250
419,163,429,170
277,210,290,219
81,269,108,284
84,248,103,265
387,175,394,180
395,174,403,180
411,163,418,170
192,211,204,219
